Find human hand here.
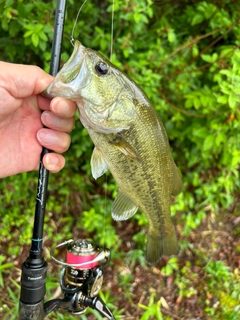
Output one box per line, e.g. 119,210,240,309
0,62,77,178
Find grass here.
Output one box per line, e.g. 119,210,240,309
0,166,239,319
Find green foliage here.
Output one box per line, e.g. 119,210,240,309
175,261,198,299
124,249,146,268
203,261,240,319
82,206,119,248
0,173,37,257
0,0,55,66
138,292,164,320
0,0,239,319
0,256,14,288
160,257,178,276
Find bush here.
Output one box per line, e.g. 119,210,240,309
0,0,239,319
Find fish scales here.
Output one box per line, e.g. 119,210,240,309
44,40,182,265
87,101,177,264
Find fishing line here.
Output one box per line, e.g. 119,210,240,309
103,175,109,250
110,0,115,61
102,0,115,248
70,0,89,46
70,0,115,248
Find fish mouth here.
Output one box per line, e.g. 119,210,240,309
44,40,92,100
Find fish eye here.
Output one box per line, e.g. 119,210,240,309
95,62,109,76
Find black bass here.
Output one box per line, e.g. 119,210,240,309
45,41,182,265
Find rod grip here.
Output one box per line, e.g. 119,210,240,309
19,300,45,320
20,259,47,304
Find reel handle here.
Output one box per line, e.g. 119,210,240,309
81,295,115,320
43,292,116,319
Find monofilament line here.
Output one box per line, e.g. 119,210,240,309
110,0,115,61
70,0,89,46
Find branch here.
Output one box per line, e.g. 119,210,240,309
159,90,208,118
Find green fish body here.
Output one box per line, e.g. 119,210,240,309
45,41,182,265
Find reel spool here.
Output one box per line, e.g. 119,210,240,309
51,239,110,267
66,239,100,287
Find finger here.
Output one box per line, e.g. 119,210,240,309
51,97,77,118
41,111,75,133
42,153,65,173
38,95,52,111
37,128,71,153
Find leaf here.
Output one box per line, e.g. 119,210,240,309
215,132,227,146
233,49,240,60
23,30,33,38
193,98,201,109
0,263,14,270
191,13,204,25
133,13,141,24
38,31,48,41
192,45,199,57
168,30,176,43
212,53,218,62
217,95,228,104
39,40,47,52
220,46,235,58
220,81,231,95
1,18,9,31
228,94,237,109
31,33,39,47
201,54,213,63
203,135,215,151
100,37,107,51
193,127,208,138
5,0,14,6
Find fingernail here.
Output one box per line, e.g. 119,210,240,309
45,154,59,165
41,111,51,125
52,99,69,114
42,111,61,127
37,130,58,145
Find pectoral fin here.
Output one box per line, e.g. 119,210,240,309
90,147,109,179
112,190,138,221
110,134,139,161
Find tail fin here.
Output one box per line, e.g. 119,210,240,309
146,231,179,265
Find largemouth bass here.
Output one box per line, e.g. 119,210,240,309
45,41,182,265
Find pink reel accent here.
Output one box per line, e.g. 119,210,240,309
66,251,99,269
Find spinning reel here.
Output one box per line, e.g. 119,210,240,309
44,239,115,319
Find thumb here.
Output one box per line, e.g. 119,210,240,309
0,61,53,98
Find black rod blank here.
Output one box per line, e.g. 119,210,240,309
19,1,67,319
29,0,67,259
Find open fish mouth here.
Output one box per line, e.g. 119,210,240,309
44,41,92,100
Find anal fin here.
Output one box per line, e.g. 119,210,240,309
112,190,138,221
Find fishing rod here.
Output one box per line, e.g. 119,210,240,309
18,1,115,319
